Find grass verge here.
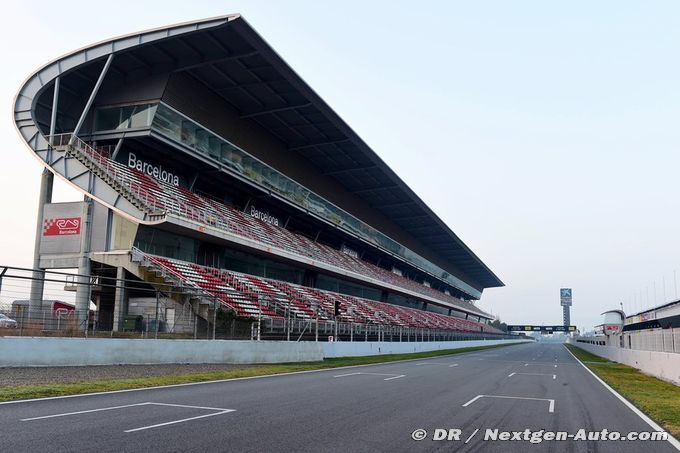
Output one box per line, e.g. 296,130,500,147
0,343,519,402
565,344,680,437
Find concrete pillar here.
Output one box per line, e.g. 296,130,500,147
112,266,125,332
28,168,53,312
75,200,93,329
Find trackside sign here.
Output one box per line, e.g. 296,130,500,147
43,217,81,236
39,202,87,255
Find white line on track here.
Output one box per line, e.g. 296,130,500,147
462,394,555,413
415,362,459,367
383,375,406,381
508,372,556,380
149,402,231,411
124,409,235,433
333,372,361,378
333,372,405,381
563,344,680,451
21,402,151,421
21,401,236,432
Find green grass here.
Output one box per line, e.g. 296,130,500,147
564,344,611,363
0,343,518,402
566,344,680,437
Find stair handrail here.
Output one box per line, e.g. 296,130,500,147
49,133,166,217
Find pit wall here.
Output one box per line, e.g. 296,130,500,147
0,338,323,367
0,337,530,367
567,338,680,386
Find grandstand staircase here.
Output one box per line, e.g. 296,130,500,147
50,134,165,220
129,250,301,325
128,251,218,322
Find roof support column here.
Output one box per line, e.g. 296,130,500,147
70,54,114,144
29,77,60,313
111,137,124,160
48,76,60,153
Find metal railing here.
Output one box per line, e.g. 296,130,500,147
50,133,165,215
0,264,514,342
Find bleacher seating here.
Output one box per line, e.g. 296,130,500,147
143,254,502,334
73,143,488,319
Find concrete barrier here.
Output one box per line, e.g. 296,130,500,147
323,339,531,358
569,340,680,386
0,337,531,367
0,337,324,367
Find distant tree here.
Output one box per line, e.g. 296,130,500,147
490,317,508,332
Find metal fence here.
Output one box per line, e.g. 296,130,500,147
622,329,680,353
575,329,680,354
0,265,516,342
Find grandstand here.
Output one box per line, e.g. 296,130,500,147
14,15,504,339
624,300,680,332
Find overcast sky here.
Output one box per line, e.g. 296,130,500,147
2,1,680,331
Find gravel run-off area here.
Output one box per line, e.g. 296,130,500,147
0,363,263,387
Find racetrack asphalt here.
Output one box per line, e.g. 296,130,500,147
0,342,676,452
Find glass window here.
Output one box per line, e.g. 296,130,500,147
94,103,157,132
129,104,157,128
95,107,127,131
195,129,210,155
180,120,196,148
152,105,180,139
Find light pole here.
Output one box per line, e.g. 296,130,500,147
286,297,291,342
212,296,217,340
257,295,263,341
312,302,319,342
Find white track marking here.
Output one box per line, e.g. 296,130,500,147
383,375,406,381
563,344,680,450
415,362,458,367
21,402,151,421
333,372,361,378
124,410,235,433
147,402,231,411
22,401,236,433
461,395,484,407
462,395,555,413
354,372,399,377
508,372,556,380
333,372,405,381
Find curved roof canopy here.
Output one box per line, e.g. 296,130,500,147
14,14,503,291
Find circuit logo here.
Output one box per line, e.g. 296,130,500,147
43,217,81,236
